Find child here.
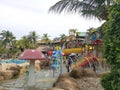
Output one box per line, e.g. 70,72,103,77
67,57,73,72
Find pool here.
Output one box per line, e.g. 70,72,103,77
0,59,28,64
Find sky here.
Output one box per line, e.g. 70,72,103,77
0,0,104,40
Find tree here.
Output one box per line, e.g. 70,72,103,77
60,34,67,42
17,36,31,52
41,34,51,45
0,40,6,56
49,0,114,21
69,28,77,36
0,30,16,48
101,2,120,90
27,31,39,49
0,30,17,58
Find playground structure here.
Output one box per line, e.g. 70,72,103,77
62,44,106,72
60,29,105,72
44,30,107,73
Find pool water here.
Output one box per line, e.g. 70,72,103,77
0,59,27,64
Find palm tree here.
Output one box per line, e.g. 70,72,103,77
0,30,16,58
41,34,51,45
0,30,16,49
28,31,39,49
69,28,77,36
58,34,66,48
18,36,30,50
53,37,60,43
49,0,114,20
0,40,6,56
60,34,67,42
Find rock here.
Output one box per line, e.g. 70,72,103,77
0,76,4,81
52,74,103,90
35,60,41,70
54,77,80,90
84,68,97,77
97,71,109,78
3,70,19,80
2,63,20,71
0,86,5,90
0,65,2,71
0,63,24,81
77,77,104,90
5,64,21,77
0,71,4,81
3,71,13,79
69,67,97,78
0,71,4,76
19,68,27,75
19,62,29,75
11,70,19,76
69,67,84,79
48,87,64,90
51,67,103,90
7,66,20,72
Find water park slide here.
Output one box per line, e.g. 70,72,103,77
72,56,97,68
62,48,84,55
62,46,93,55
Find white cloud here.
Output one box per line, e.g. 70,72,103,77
0,0,104,40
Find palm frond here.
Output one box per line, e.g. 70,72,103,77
49,0,111,20
49,0,83,14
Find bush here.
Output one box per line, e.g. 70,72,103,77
101,2,120,90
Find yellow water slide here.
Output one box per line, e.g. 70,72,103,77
62,48,84,55
62,46,93,55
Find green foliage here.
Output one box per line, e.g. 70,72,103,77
49,0,113,20
101,2,120,90
101,69,120,90
101,72,113,90
104,3,120,65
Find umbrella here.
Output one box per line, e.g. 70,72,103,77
19,49,45,60
18,49,46,88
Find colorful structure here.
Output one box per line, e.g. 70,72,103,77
50,51,59,69
50,49,63,74
72,56,97,68
62,48,84,55
62,46,93,55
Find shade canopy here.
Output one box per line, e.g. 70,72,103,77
18,49,46,60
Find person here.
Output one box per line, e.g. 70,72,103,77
66,57,73,72
92,62,96,72
50,58,59,76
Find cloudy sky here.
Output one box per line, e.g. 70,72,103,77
0,0,104,40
